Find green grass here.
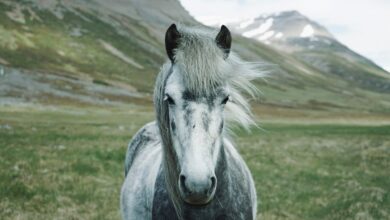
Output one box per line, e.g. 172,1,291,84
0,106,389,219
236,124,390,219
0,106,152,219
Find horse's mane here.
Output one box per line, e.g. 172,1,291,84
156,25,264,131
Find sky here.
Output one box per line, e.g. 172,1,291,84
180,0,390,72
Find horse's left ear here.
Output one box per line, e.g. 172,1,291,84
165,24,181,63
215,25,232,59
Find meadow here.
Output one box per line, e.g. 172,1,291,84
0,104,389,219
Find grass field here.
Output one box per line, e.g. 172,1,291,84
0,105,389,219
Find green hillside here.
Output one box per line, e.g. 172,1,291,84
0,1,163,91
0,0,389,114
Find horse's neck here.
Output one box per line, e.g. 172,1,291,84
161,145,183,217
214,143,230,188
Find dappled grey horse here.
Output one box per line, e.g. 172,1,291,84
121,24,263,219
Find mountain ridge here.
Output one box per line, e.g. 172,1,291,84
225,10,390,93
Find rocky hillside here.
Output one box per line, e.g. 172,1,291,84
0,0,389,114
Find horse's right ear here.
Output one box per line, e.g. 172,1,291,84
215,25,232,59
165,24,181,63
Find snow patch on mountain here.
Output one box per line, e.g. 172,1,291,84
239,18,255,29
275,32,283,39
300,24,314,38
243,18,273,38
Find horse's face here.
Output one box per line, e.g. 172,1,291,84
164,69,228,205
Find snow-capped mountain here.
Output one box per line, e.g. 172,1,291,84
228,10,333,47
226,10,390,92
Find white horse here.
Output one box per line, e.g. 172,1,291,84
121,24,263,219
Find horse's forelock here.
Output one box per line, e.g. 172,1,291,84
174,26,227,95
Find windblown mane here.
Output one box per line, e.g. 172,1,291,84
156,25,264,130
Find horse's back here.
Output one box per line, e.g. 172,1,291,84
124,121,160,176
121,122,162,220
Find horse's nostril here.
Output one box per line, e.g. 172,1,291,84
180,175,190,193
210,176,217,192
180,174,186,183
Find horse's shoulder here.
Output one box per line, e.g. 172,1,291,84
124,121,160,176
223,138,257,218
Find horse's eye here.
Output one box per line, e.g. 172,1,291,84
164,95,175,105
221,96,229,105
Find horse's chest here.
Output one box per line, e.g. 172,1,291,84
152,177,178,220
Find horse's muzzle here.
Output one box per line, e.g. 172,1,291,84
178,174,217,205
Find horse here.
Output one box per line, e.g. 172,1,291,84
120,24,263,220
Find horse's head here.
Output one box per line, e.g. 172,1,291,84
155,24,261,207
159,24,232,205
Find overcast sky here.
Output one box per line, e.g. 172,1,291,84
180,0,390,72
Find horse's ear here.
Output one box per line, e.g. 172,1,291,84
215,25,232,59
165,24,181,63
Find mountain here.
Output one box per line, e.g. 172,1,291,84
0,1,389,114
229,11,334,45
227,11,390,93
